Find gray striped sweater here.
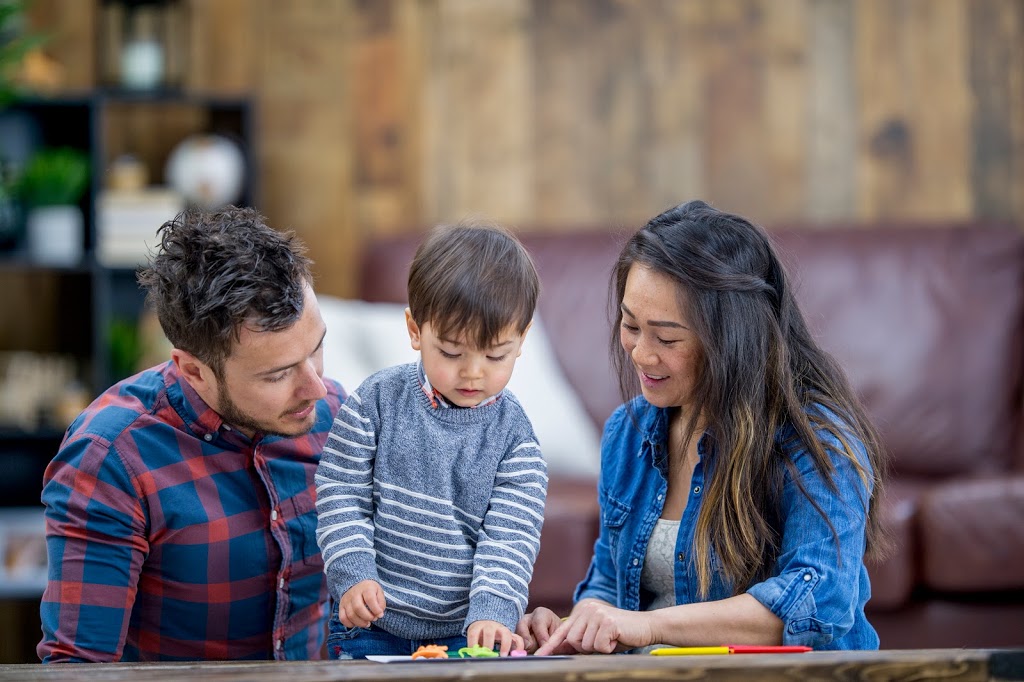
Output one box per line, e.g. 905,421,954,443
315,362,548,640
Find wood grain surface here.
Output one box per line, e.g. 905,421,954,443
1,648,1022,682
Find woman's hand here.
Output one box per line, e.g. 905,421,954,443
534,599,656,655
516,607,569,654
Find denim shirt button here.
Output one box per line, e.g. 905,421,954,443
803,573,812,581
657,494,663,501
692,485,701,494
633,558,639,566
677,552,685,562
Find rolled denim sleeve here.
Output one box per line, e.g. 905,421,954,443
746,427,873,649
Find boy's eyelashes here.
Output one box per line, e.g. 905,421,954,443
437,348,511,362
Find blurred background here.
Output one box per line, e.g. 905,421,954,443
0,0,1021,663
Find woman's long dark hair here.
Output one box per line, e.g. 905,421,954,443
611,200,889,596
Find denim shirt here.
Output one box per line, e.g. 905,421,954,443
574,397,878,650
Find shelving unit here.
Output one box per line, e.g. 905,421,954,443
0,90,257,498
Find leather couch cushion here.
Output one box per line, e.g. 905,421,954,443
865,479,925,611
772,226,1024,477
919,476,1024,592
528,477,600,613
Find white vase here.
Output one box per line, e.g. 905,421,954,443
26,205,84,265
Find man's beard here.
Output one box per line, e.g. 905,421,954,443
216,385,314,439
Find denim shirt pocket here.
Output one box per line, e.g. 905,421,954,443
602,494,632,569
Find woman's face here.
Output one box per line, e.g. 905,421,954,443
619,263,703,412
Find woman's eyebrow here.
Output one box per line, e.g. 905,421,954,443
621,303,687,329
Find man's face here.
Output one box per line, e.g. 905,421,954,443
209,284,328,438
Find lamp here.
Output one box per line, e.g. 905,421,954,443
98,0,187,91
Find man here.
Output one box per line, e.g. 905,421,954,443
38,206,344,662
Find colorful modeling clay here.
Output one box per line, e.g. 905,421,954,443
457,645,499,658
411,644,449,659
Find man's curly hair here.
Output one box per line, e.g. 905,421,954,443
137,205,313,377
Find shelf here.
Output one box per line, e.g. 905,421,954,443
1,90,257,394
0,507,46,599
11,90,253,108
0,427,66,441
0,254,93,274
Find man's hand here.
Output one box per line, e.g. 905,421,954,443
466,619,525,657
534,599,655,655
339,580,386,628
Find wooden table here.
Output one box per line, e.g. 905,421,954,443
0,649,1021,681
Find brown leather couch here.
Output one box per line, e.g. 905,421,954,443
356,223,1024,649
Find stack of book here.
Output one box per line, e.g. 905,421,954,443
96,188,184,267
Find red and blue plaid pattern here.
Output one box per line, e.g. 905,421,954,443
38,362,344,663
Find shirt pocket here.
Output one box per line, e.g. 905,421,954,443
289,493,322,566
602,493,632,568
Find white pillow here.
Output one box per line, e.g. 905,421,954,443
316,295,601,478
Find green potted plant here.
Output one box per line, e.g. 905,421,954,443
14,146,89,264
1,0,50,105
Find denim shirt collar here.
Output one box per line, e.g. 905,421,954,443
631,396,714,474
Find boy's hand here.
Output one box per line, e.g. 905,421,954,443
466,619,525,657
339,580,386,628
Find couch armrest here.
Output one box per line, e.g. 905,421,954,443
920,475,1024,592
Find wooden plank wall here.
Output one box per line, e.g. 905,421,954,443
26,0,1024,298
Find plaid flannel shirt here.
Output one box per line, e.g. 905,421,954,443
38,361,344,662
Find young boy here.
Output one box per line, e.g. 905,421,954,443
315,220,548,658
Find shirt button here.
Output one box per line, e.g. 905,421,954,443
278,577,285,589
632,558,639,566
203,433,213,442
275,638,282,651
271,509,278,521
677,552,685,562
657,494,663,501
693,485,701,494
804,573,812,582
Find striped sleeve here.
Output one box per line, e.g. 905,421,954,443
465,438,548,630
315,389,379,602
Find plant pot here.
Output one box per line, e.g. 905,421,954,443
26,205,84,265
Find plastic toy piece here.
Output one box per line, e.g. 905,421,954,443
412,644,449,659
457,645,499,658
509,649,528,657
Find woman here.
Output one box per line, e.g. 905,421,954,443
517,201,888,653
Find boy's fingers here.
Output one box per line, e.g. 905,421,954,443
481,627,496,652
366,589,385,618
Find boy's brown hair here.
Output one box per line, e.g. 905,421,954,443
407,220,539,349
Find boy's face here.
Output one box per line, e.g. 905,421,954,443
405,309,530,408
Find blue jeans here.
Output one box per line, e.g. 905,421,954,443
327,613,467,659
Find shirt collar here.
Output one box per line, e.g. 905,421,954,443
418,362,500,409
165,361,227,441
